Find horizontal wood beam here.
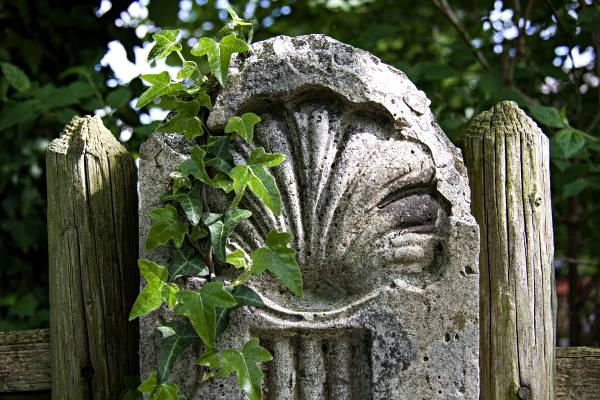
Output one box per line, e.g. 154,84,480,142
556,346,600,399
0,329,50,393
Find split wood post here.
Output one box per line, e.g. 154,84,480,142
462,101,556,399
46,116,139,399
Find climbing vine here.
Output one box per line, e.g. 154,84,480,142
127,8,303,400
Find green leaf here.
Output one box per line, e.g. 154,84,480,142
229,285,263,308
189,224,209,241
563,177,595,198
129,260,169,320
106,87,132,109
136,72,183,108
150,384,181,400
180,146,211,183
204,209,252,263
157,320,200,381
528,105,568,129
177,60,199,80
0,99,43,131
162,283,179,309
170,171,192,194
225,113,261,144
140,259,169,284
1,62,31,93
174,282,236,347
230,148,285,215
252,230,303,296
139,372,184,400
162,183,203,225
138,372,158,393
157,100,203,140
191,34,250,86
215,285,263,336
205,136,235,174
197,338,272,400
146,205,188,249
226,249,248,269
553,128,586,158
169,243,209,280
147,29,182,62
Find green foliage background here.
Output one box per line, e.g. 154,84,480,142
1,0,599,345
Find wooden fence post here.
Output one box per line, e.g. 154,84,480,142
462,101,556,399
46,115,139,399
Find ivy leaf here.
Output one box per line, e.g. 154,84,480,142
230,147,285,215
162,183,203,226
215,284,263,336
169,171,192,194
205,135,235,174
226,249,248,269
185,85,212,110
225,113,261,144
157,320,200,381
136,72,185,109
180,146,211,183
146,205,188,249
252,230,303,297
169,243,209,280
129,260,169,320
191,33,250,86
204,209,253,263
197,338,272,400
189,224,209,241
0,62,31,93
162,283,179,309
138,372,158,392
553,128,586,158
210,173,234,193
174,282,236,347
528,105,569,129
147,29,182,62
139,372,185,400
157,100,203,140
177,60,198,80
229,285,263,308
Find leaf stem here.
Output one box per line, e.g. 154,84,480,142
176,50,187,64
229,187,245,209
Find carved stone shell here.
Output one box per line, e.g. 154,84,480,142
206,35,475,313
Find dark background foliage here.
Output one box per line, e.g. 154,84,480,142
0,0,598,346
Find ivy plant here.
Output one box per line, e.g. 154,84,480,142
127,7,303,400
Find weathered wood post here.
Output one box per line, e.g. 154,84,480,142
46,115,139,399
462,101,556,399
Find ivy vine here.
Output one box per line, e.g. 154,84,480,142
127,8,303,400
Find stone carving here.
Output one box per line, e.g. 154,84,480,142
139,34,480,399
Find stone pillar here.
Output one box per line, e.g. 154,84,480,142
139,34,480,399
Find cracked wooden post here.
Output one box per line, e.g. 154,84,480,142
462,101,556,399
46,116,139,399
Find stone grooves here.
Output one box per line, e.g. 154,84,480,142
258,329,373,400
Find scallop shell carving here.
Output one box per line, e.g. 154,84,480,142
206,35,475,313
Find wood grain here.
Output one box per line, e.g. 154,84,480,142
46,116,139,399
0,330,50,392
463,101,556,399
556,347,600,400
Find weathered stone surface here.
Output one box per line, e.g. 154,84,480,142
139,34,480,399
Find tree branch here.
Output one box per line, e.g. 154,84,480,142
431,0,491,71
